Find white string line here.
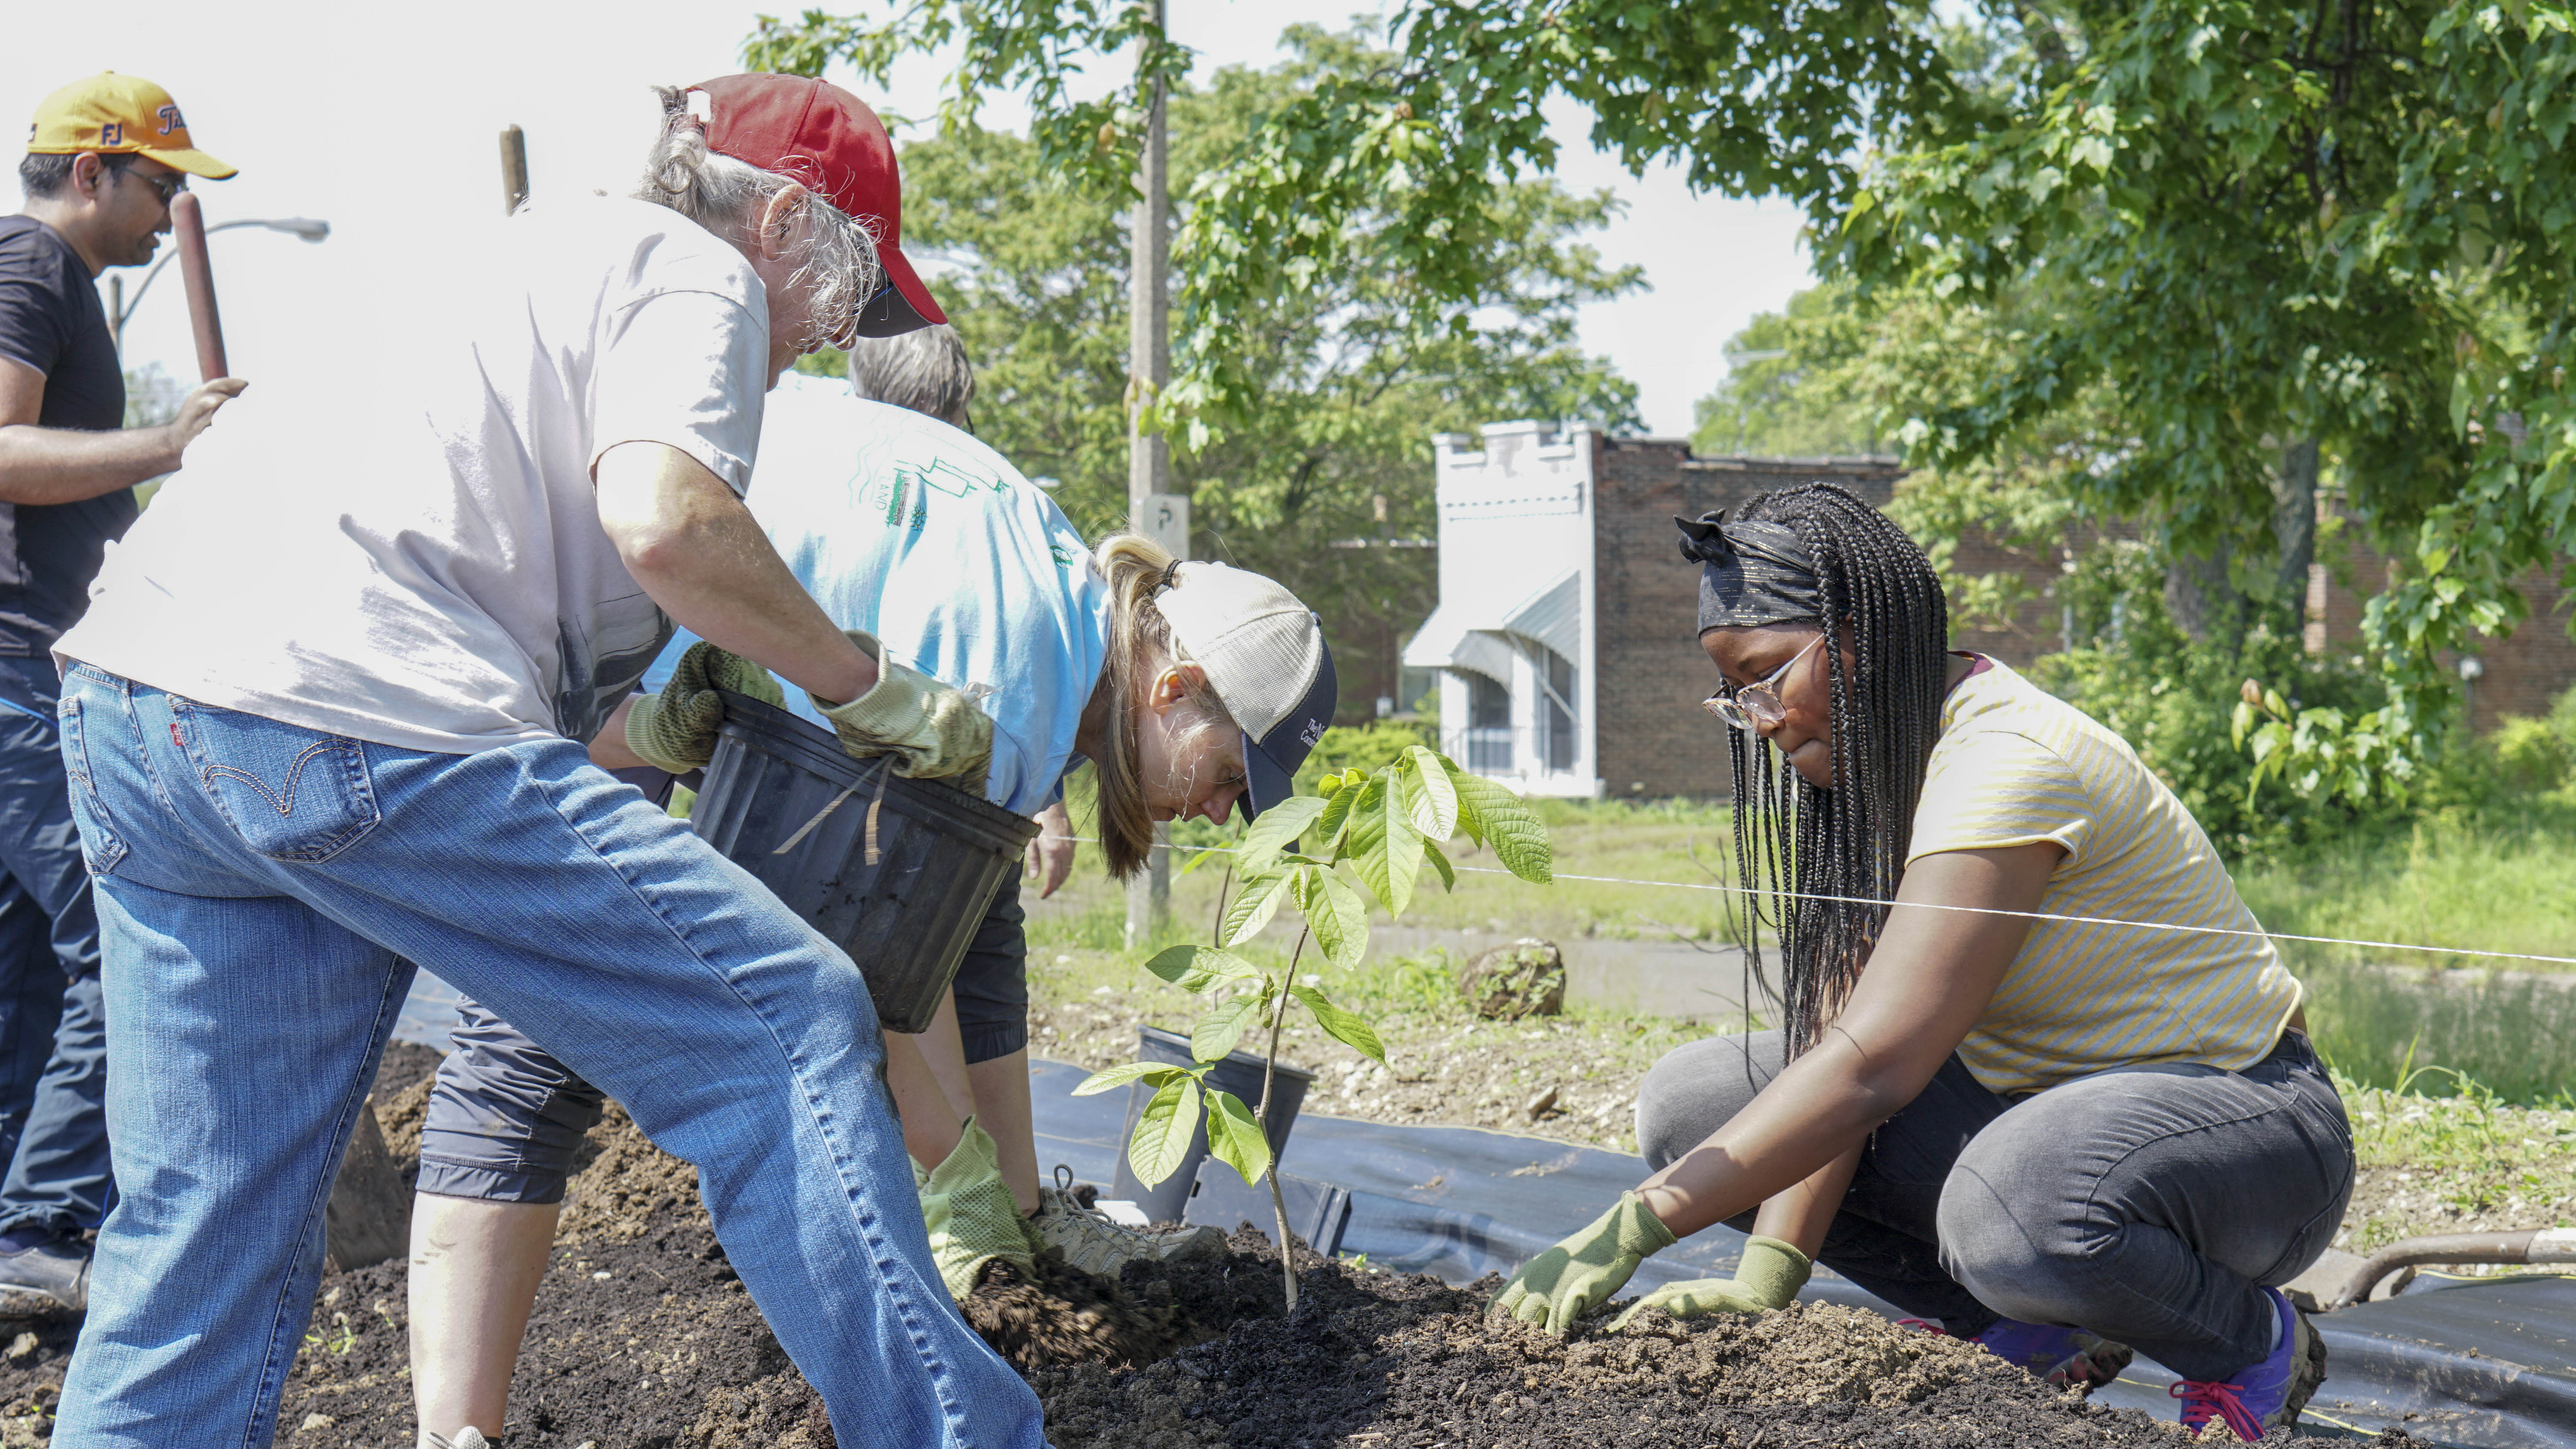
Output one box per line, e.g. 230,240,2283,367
1030,835,2576,969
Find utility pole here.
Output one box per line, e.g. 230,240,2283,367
499,125,530,215
1125,3,1179,950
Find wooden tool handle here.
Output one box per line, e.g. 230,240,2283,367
171,193,228,382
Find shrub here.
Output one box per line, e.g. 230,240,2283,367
2490,714,2571,793
2030,592,2404,864
1292,721,1434,795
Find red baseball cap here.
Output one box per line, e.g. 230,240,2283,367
687,73,945,337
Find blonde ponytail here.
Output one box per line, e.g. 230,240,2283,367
1092,532,1237,879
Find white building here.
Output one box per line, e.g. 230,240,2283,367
1400,421,1911,801
1401,421,1602,798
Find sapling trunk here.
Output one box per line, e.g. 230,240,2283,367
1255,926,1311,1310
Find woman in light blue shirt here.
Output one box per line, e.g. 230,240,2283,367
408,328,1340,1437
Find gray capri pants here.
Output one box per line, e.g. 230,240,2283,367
416,872,1028,1205
1634,1029,2353,1382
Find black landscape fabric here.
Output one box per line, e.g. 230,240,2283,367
1031,1056,2576,1447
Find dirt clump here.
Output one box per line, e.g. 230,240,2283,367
1033,1258,2428,1449
1457,938,1567,1019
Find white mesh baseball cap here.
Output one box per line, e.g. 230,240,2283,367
1156,561,1338,821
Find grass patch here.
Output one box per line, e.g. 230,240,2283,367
2235,803,2576,976
2333,1061,2576,1253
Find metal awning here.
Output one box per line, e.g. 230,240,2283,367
1404,571,1583,685
1401,605,1517,682
1502,573,1580,660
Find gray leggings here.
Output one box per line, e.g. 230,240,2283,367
1634,1030,2353,1380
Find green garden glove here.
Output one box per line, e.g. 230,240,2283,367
808,630,993,794
1609,1234,1812,1331
622,642,785,774
917,1118,1036,1301
1490,1191,1677,1335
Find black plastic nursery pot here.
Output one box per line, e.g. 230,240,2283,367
691,691,1039,1034
1111,1024,1314,1224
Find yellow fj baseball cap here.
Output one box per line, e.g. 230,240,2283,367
26,73,234,179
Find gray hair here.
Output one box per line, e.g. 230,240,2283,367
635,85,881,354
848,324,975,428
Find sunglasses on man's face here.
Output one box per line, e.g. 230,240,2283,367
124,168,187,206
1702,633,1826,732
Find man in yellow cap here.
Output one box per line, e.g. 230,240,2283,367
0,71,240,1313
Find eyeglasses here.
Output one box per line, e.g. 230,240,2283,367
1701,633,1825,732
124,168,187,206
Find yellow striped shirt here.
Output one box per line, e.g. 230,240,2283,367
1905,659,2303,1094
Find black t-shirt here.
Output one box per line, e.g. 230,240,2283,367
0,216,136,661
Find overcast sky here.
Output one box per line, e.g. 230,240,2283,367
7,1,1813,440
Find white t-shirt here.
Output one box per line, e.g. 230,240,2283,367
645,376,1110,816
58,197,769,754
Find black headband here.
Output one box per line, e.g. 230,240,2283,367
1676,512,1822,631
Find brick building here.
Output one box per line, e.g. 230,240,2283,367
1404,419,2576,800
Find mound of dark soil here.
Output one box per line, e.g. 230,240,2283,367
0,1041,2426,1449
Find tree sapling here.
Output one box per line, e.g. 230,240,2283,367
1075,746,1554,1304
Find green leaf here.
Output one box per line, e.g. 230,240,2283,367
1219,871,1292,947
1446,769,1553,883
1235,794,1325,876
1125,1078,1203,1188
1202,1088,1273,1186
1437,756,1486,844
1142,943,1262,993
1191,987,1268,1063
1422,838,1457,890
1290,983,1386,1066
1402,747,1459,837
1312,775,1361,856
1294,866,1371,970
1074,1061,1190,1096
1353,775,1422,915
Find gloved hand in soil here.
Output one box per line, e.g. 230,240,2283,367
623,641,785,774
1490,1191,1677,1335
808,629,993,795
918,1117,1037,1300
1608,1234,1810,1331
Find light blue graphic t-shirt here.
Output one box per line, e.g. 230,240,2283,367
645,373,1109,815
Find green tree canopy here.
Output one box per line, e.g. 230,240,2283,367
790,26,1641,713
754,0,2576,794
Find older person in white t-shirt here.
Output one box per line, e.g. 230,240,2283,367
46,76,1044,1449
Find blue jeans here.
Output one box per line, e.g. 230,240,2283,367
52,666,1045,1449
0,657,112,1236
418,874,1033,1205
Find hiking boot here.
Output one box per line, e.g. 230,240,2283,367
1899,1316,2133,1391
1029,1185,1224,1277
0,1227,88,1315
2169,1287,2327,1442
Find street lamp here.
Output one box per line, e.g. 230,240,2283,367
108,218,331,355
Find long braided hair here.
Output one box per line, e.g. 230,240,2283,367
1714,483,1950,1057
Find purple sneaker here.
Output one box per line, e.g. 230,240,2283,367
2169,1287,2328,1441
1897,1316,2134,1390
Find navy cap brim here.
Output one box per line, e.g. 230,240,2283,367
1235,640,1338,823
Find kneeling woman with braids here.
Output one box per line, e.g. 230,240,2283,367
1491,483,2351,1443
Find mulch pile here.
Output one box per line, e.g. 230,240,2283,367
0,1045,2421,1448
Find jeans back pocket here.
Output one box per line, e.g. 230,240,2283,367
173,700,381,863
56,695,130,877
